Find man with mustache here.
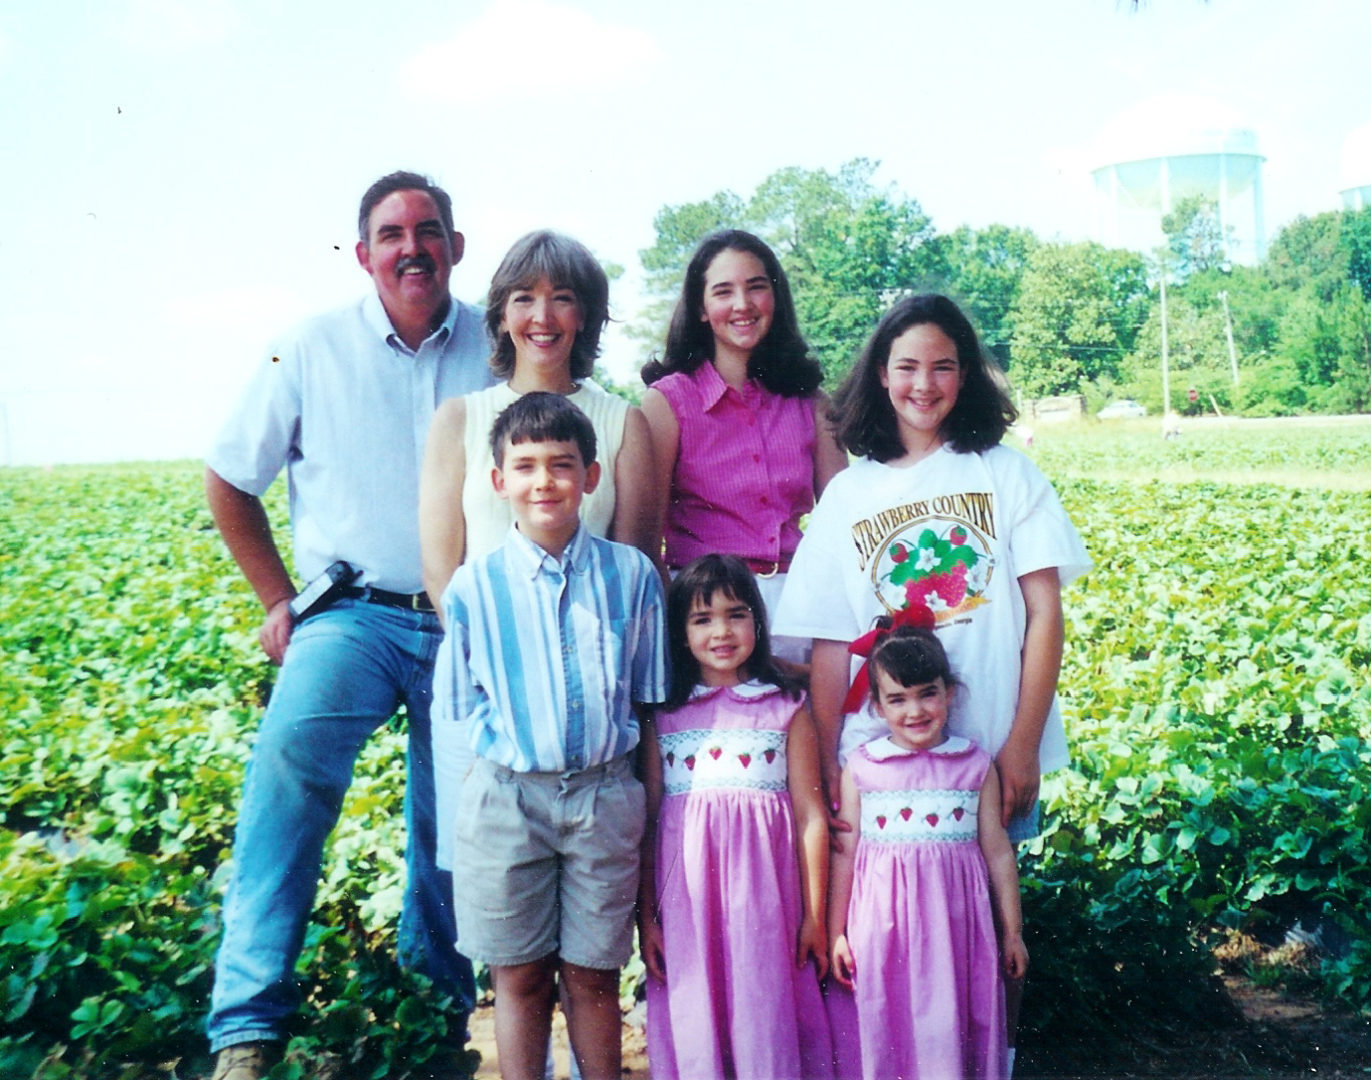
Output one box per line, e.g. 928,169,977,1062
203,171,495,1080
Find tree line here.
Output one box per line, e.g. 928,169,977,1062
624,158,1371,418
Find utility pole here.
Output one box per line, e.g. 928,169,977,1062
1160,263,1171,435
1218,290,1239,389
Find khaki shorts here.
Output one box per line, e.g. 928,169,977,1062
451,754,645,969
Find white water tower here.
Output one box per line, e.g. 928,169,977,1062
1339,122,1371,211
1091,95,1266,265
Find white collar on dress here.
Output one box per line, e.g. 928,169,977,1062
687,678,779,702
863,734,971,760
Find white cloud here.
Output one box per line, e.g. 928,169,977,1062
399,0,661,104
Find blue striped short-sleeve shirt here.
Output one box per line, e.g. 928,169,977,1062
435,524,668,773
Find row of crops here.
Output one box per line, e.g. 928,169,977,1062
2,420,1369,1076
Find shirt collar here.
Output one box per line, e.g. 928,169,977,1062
505,520,590,578
695,359,750,412
362,291,456,355
687,678,784,702
863,734,972,761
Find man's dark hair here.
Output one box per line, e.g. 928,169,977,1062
357,171,455,243
490,392,597,469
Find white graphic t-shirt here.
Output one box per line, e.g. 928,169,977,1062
774,444,1091,771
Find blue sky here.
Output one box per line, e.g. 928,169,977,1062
2,0,1368,465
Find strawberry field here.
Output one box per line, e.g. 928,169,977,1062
2,419,1369,1077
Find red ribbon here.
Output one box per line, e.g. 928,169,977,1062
840,602,937,714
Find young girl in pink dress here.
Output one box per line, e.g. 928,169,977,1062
641,231,847,662
828,618,1028,1080
639,554,834,1079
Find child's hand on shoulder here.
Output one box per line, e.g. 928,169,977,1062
796,915,828,980
1001,930,1028,980
829,934,856,990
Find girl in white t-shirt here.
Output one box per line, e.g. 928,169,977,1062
774,294,1090,841
775,294,1087,1065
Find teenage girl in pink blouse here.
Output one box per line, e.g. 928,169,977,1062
641,230,847,662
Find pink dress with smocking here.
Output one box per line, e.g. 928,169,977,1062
843,735,1007,1080
647,681,833,1079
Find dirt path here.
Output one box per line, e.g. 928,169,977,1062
464,975,1371,1079
1012,970,1371,1078
466,1004,647,1079
1219,975,1371,1079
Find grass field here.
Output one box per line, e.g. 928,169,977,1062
1024,413,1371,489
2,418,1369,1077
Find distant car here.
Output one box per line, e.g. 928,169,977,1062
1097,399,1147,419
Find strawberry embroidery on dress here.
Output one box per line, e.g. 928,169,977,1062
656,697,790,797
857,737,981,844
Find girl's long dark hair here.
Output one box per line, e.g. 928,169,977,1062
642,230,822,398
830,293,1017,462
663,554,803,709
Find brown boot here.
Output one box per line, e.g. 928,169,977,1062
210,1041,284,1080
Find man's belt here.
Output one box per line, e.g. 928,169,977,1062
343,586,435,613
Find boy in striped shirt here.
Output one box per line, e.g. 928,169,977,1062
436,392,666,1080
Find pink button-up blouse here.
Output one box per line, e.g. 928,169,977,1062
656,363,817,569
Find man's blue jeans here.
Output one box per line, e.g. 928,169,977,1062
208,599,475,1052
